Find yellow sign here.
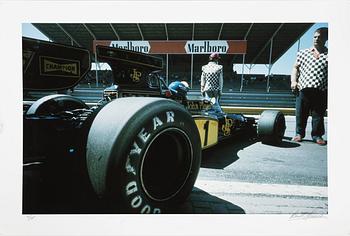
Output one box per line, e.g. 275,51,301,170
194,117,218,149
130,68,142,82
222,117,234,136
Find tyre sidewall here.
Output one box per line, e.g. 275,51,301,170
258,110,285,144
27,94,88,116
106,100,201,213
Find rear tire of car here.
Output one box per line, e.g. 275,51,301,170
257,110,286,145
86,97,201,213
26,94,88,116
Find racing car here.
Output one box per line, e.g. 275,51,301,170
23,37,286,214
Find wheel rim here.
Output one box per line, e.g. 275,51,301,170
140,127,193,202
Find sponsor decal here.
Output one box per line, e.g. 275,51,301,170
23,49,34,67
110,41,150,53
187,101,211,111
124,111,176,213
44,60,77,74
23,49,34,73
194,118,218,148
130,68,142,82
185,40,228,54
222,116,234,136
39,56,80,77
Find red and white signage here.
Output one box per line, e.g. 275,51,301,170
109,41,151,53
93,40,246,54
185,40,228,54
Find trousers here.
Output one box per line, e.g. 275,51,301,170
295,88,327,138
203,90,223,113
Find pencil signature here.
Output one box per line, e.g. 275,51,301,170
289,212,327,221
289,205,328,221
26,215,36,221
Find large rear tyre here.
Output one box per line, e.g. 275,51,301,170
86,97,201,213
26,94,88,116
257,110,286,145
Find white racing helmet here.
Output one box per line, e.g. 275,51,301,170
180,81,189,89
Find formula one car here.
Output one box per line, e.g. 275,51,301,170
23,37,286,214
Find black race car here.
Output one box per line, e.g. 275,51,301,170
23,37,286,214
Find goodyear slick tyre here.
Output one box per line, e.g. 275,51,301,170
26,94,88,116
86,97,201,213
257,110,286,145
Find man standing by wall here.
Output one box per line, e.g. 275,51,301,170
200,52,224,112
291,27,328,145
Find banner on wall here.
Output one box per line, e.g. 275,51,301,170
93,40,247,54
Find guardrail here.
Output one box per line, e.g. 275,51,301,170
24,88,298,115
222,106,296,116
25,89,296,105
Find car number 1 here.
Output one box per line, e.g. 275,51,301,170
193,117,218,149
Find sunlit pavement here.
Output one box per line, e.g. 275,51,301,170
173,116,328,214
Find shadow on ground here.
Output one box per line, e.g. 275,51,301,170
167,187,245,214
200,135,257,169
266,139,301,148
23,169,246,214
201,134,302,170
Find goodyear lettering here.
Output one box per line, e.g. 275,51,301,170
126,181,138,195
44,59,78,75
124,111,176,213
125,180,161,213
140,205,160,214
138,128,151,143
153,208,161,213
153,117,163,130
166,111,175,123
141,205,151,214
125,157,136,175
131,195,143,208
130,142,141,155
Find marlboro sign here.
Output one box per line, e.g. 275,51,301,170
94,40,246,55
185,41,228,54
109,41,150,53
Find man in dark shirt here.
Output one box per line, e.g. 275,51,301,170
291,27,328,145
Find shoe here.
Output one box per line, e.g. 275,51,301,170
313,136,326,145
292,135,303,142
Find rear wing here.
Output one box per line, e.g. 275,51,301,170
96,45,163,88
23,37,91,91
